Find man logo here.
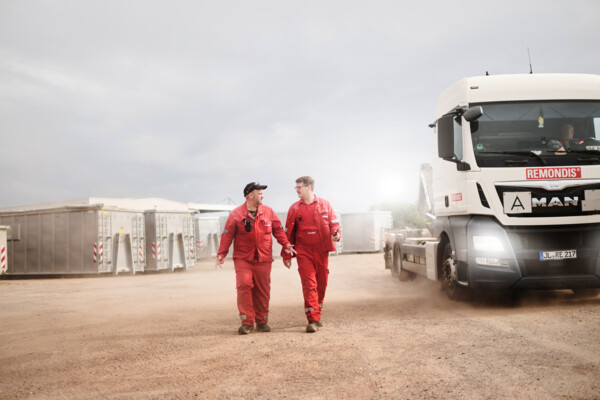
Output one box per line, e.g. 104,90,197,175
503,192,579,214
532,197,579,207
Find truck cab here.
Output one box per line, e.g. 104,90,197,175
432,73,600,298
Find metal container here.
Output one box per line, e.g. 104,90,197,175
0,205,145,275
340,211,393,253
194,216,221,259
144,210,195,271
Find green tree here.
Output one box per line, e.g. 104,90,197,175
369,201,426,229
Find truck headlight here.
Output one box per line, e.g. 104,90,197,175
473,235,504,252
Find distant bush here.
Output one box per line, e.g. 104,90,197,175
369,201,426,229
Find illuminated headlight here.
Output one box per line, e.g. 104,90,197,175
473,235,504,252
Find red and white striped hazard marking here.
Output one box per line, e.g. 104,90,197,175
152,242,162,261
197,240,204,252
1,245,6,271
189,241,194,259
139,244,144,263
93,243,104,263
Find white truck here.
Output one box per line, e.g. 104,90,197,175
384,73,600,299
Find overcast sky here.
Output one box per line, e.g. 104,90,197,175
1,0,599,212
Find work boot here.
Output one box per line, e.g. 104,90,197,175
306,321,319,333
256,323,271,332
238,324,253,335
315,320,323,328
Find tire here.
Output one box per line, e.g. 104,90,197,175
440,241,468,300
393,243,412,281
390,244,399,278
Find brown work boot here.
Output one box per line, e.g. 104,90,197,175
256,323,271,332
306,321,319,333
238,324,253,335
315,320,323,327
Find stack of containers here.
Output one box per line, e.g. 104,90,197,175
0,204,145,275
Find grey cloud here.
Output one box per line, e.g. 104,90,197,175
1,0,599,211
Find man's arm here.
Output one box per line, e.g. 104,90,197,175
280,204,298,259
328,201,341,241
215,214,236,268
271,211,296,258
271,212,288,247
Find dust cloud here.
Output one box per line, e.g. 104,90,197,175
1,253,599,399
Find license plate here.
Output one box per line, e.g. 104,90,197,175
539,250,577,261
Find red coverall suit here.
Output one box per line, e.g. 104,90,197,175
282,196,340,323
217,204,290,327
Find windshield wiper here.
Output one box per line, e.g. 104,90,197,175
477,151,548,166
564,149,600,155
562,149,600,164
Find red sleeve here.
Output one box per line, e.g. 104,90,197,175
271,211,289,248
216,212,237,259
329,205,341,236
280,204,297,259
321,199,340,236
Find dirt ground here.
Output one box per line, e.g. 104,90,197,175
1,253,599,400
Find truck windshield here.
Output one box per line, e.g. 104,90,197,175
470,101,600,167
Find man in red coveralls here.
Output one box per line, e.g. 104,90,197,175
216,182,296,335
282,176,341,333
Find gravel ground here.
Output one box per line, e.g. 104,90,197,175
1,253,599,399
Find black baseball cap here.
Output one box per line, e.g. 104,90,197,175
243,182,267,197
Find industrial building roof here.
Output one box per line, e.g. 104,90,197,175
0,197,236,213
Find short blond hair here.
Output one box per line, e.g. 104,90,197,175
296,176,314,190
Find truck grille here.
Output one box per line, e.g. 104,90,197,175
496,182,600,218
522,259,590,276
505,224,600,277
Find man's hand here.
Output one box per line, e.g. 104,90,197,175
332,231,341,242
283,259,292,269
215,256,224,269
284,244,297,256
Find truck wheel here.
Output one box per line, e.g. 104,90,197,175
390,243,399,277
440,242,467,300
393,243,412,281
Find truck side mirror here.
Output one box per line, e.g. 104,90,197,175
463,106,483,122
437,115,454,159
